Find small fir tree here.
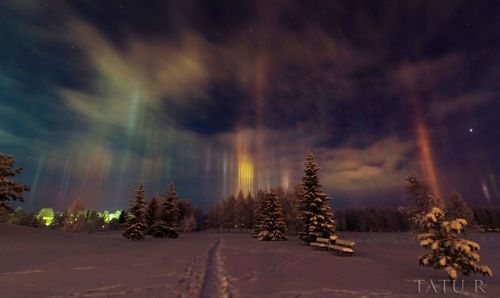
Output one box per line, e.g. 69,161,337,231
0,153,31,212
418,207,493,280
123,184,147,240
299,151,336,243
257,189,288,241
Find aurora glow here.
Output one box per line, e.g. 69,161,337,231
1,1,499,211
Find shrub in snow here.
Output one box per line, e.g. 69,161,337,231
299,151,336,243
123,185,147,240
418,207,493,280
150,223,178,238
256,189,288,241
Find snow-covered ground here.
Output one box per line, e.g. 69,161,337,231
1,224,499,297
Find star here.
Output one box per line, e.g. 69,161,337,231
469,128,474,133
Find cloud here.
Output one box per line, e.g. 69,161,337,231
429,91,498,118
59,20,212,130
393,53,465,95
318,137,417,196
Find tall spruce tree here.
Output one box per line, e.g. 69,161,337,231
252,189,267,237
0,153,31,212
150,183,179,238
163,182,180,227
257,189,288,241
123,184,147,240
299,151,336,243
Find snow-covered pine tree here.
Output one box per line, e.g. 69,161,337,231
403,174,442,232
150,183,179,238
299,151,336,243
0,153,31,212
418,207,493,280
252,189,266,237
257,189,288,241
145,195,161,232
163,183,180,227
123,184,148,240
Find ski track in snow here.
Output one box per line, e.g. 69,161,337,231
72,266,97,270
0,269,43,275
199,237,233,298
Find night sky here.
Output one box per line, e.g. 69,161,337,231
1,0,499,211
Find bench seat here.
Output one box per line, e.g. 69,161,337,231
310,237,330,249
328,244,354,256
335,239,355,249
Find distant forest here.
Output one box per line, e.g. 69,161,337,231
204,187,500,233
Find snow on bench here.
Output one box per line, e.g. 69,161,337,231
328,244,354,256
310,237,330,250
310,236,355,256
335,239,355,249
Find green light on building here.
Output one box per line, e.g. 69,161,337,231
37,208,54,226
108,210,122,222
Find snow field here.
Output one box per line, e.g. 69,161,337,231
1,224,499,297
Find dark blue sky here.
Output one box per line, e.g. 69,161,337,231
1,0,499,211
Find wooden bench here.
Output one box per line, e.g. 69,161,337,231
330,239,355,256
310,237,330,250
310,235,355,256
335,239,355,249
328,244,354,256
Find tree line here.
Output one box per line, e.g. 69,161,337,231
1,151,500,235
